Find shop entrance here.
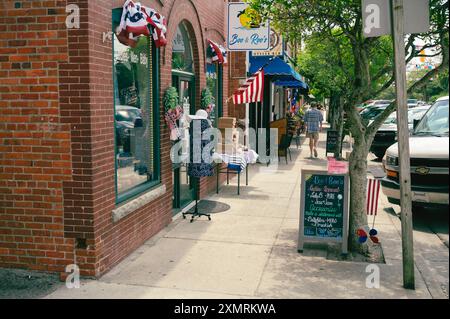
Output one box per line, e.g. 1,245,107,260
172,72,196,212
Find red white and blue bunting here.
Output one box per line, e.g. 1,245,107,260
207,40,227,65
118,0,167,48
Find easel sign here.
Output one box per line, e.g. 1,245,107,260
325,130,342,156
298,169,350,254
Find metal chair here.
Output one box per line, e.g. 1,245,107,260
278,134,293,164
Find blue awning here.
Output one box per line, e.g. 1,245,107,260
249,55,308,90
273,80,308,89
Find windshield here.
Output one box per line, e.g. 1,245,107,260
408,99,418,104
382,110,426,125
414,99,449,136
116,107,141,123
383,113,397,124
361,107,386,120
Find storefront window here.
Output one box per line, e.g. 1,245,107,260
172,23,194,73
206,63,218,126
113,11,160,202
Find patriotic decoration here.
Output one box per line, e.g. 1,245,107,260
164,106,184,141
232,69,264,104
366,178,381,215
357,227,379,244
118,0,167,48
356,178,382,245
207,40,228,65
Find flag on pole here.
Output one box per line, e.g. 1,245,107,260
207,40,227,65
366,178,381,215
232,69,264,104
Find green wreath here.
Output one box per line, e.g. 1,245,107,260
163,87,179,112
201,87,213,110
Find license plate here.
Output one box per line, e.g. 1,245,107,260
413,191,430,203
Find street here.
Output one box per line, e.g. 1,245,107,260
368,154,449,298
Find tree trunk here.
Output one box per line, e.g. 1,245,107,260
334,97,345,159
348,136,369,254
328,93,340,130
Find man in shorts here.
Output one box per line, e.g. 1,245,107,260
304,103,323,158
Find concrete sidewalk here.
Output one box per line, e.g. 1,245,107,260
45,129,447,299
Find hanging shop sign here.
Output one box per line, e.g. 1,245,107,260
252,30,283,57
298,169,349,254
227,2,270,51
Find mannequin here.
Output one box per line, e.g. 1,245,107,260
182,110,214,222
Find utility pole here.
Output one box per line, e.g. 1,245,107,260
390,0,415,289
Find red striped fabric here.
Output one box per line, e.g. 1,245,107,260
208,40,227,65
366,179,381,215
232,69,264,104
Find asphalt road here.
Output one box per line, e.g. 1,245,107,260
368,155,449,247
369,154,449,298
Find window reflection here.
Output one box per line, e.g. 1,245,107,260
114,34,155,195
172,23,194,73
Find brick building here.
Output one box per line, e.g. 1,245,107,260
0,0,245,278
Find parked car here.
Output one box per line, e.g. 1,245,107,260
407,98,419,108
369,105,431,159
115,105,143,154
360,104,391,121
382,96,449,209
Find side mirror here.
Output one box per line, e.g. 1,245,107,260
413,119,420,130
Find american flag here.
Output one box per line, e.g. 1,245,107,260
232,69,264,104
207,40,227,65
366,178,381,215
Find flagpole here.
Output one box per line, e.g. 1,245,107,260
245,51,250,148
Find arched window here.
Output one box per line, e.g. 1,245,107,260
172,22,194,73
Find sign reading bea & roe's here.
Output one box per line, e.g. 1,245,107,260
298,170,350,254
227,2,270,51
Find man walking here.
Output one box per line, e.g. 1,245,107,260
304,103,323,158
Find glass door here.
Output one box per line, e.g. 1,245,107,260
172,72,195,211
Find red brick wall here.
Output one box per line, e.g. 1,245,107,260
1,0,230,277
0,0,75,273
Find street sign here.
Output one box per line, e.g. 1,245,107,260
227,2,270,51
362,0,430,37
298,169,350,254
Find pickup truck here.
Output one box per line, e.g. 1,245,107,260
382,96,449,209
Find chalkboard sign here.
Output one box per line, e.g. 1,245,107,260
325,130,341,155
298,169,349,254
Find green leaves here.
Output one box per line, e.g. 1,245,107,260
201,87,213,109
163,87,179,111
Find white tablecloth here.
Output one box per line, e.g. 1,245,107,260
212,149,258,171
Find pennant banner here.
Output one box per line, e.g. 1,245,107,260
118,0,167,48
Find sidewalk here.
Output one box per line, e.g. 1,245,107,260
45,128,445,299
